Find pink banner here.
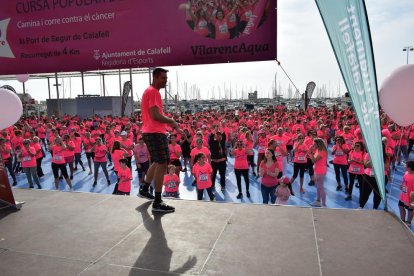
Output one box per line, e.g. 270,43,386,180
0,0,276,75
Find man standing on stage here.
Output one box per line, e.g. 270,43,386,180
138,68,180,213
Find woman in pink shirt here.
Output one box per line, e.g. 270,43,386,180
50,137,73,190
258,149,280,204
0,138,17,185
290,134,309,194
309,138,328,207
32,136,44,178
63,135,75,180
168,134,182,176
133,138,151,186
83,132,95,175
21,139,42,189
347,141,365,201
72,132,85,172
231,139,253,199
332,136,350,192
254,131,268,171
359,143,389,209
91,137,111,187
399,161,414,227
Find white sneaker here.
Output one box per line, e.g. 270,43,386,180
311,200,322,207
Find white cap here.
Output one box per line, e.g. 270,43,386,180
120,131,127,136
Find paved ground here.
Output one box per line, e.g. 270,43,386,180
1,189,413,276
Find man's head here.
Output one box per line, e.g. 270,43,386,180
152,68,168,90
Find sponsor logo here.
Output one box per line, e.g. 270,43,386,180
0,18,15,58
93,50,100,60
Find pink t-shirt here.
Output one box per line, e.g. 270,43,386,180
74,137,82,154
163,174,180,192
233,148,249,170
190,146,211,159
400,172,414,204
293,143,308,164
332,144,349,165
275,185,290,205
141,86,166,134
348,150,364,175
314,150,327,175
193,162,213,189
133,144,150,163
169,143,182,160
118,166,132,193
33,142,43,159
21,147,37,168
111,150,125,172
94,144,108,162
51,145,66,164
260,162,279,187
257,136,268,153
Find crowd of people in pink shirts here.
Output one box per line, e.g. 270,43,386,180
1,105,414,225
179,0,270,39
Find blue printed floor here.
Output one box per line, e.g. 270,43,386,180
9,148,412,230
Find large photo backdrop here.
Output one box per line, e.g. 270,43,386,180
0,0,277,74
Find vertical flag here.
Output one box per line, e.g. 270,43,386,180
315,0,386,208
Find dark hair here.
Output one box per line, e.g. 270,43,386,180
119,158,128,165
266,148,277,162
406,160,414,171
354,141,364,152
194,152,205,164
152,68,168,78
112,140,121,153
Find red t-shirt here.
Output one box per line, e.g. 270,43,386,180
141,86,166,134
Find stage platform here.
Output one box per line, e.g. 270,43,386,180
1,189,413,276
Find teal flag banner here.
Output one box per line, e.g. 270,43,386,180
315,0,386,208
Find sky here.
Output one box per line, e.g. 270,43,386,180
1,0,414,102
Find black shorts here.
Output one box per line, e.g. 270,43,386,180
398,200,413,210
142,133,170,163
51,163,69,179
170,159,182,167
137,160,150,174
86,152,95,159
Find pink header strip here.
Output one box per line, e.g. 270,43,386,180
0,0,276,75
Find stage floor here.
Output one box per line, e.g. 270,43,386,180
0,189,414,276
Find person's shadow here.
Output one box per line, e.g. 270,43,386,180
129,202,197,275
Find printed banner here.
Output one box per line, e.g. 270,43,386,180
315,0,386,206
121,80,131,117
0,0,276,75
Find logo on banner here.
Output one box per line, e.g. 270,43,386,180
93,50,101,60
0,18,15,58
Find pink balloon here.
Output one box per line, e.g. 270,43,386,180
16,74,29,83
379,64,414,127
0,88,23,130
